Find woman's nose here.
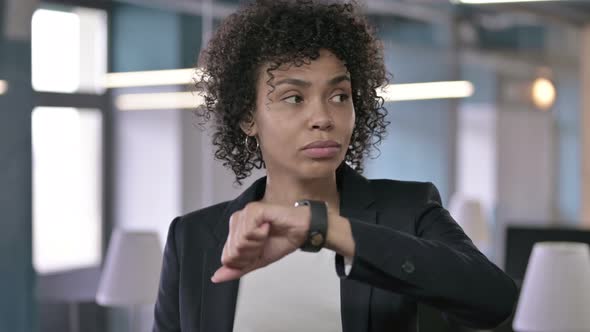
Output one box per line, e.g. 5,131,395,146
310,104,334,130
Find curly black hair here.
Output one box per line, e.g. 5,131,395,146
195,0,390,184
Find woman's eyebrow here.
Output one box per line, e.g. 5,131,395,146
274,78,312,88
327,74,351,86
273,75,350,88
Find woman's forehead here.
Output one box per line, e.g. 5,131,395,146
258,50,349,83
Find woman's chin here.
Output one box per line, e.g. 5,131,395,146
298,159,342,178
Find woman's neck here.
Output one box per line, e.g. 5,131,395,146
261,171,340,213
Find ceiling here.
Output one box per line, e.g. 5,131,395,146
110,0,590,26
499,1,590,26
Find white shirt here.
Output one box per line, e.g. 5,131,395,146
232,249,352,332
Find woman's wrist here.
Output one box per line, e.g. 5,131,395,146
324,212,356,258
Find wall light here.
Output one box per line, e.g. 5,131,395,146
0,80,7,95
105,68,204,88
380,81,474,102
531,77,556,111
114,80,474,110
110,67,474,110
106,69,473,101
115,91,205,111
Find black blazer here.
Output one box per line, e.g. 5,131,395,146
153,164,518,332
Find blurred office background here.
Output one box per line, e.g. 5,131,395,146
1,0,589,331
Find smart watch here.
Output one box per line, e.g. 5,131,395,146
294,200,328,252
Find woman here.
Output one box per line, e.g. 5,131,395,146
153,1,518,331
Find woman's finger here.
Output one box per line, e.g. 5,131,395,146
245,222,270,241
211,265,245,283
212,254,271,283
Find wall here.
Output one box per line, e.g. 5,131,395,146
364,40,457,205
110,3,184,331
458,49,581,267
0,1,36,331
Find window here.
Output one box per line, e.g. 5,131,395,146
32,7,107,94
31,5,108,275
32,107,103,273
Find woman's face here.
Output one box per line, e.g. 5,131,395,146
245,49,355,180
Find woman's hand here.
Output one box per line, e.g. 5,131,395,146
211,202,311,283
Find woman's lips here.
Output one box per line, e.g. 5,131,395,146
301,146,341,158
301,140,342,159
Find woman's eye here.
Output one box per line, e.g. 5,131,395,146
283,95,303,104
331,94,350,103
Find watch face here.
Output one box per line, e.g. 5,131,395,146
310,232,324,247
296,200,327,252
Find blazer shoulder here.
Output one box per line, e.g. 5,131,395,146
368,178,442,206
172,201,231,249
182,201,230,224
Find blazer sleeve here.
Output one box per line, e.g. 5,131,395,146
153,216,182,332
336,182,518,330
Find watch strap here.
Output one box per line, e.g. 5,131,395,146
294,200,328,252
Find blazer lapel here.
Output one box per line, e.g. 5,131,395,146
200,176,267,332
338,164,377,332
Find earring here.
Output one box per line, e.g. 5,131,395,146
244,135,259,154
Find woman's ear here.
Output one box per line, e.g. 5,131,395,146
239,112,258,136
